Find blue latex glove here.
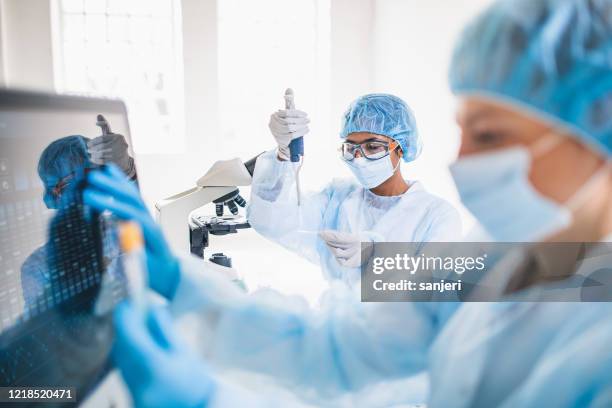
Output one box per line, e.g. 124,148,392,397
83,164,180,299
113,302,215,408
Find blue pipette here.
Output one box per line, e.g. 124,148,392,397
284,88,303,205
285,89,304,162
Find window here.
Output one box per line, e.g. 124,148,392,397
53,0,185,154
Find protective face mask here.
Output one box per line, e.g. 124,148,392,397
449,137,572,242
345,155,399,189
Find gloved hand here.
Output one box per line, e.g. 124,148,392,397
268,109,309,161
87,133,136,179
83,164,180,299
319,230,375,268
113,302,215,408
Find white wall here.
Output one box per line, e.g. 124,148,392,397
330,0,375,124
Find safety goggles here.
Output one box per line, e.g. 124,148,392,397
50,167,95,199
340,140,399,161
50,175,74,199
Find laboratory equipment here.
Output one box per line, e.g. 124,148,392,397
285,88,303,205
96,114,111,135
189,214,250,259
285,89,304,163
155,154,261,259
0,89,137,403
214,189,247,216
118,221,148,311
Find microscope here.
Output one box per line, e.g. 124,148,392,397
155,154,261,267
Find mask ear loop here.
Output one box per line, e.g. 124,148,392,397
390,142,402,173
529,131,566,159
530,131,612,211
565,160,612,211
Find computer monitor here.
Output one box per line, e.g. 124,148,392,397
0,90,137,403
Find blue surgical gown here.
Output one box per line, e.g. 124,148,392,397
169,255,612,407
247,150,462,285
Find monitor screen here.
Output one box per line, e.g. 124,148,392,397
0,90,137,403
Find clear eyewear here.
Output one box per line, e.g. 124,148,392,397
340,140,399,161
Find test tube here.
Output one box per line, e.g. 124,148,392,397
118,221,148,311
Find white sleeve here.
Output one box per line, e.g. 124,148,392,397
208,380,297,408
422,202,463,242
169,255,445,398
247,150,331,265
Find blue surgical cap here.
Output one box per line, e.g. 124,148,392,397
340,94,422,162
38,135,93,209
450,0,612,156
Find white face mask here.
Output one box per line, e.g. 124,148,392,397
450,135,610,242
345,154,400,189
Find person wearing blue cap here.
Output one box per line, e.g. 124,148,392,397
249,93,461,286
38,135,93,210
83,0,612,406
21,135,95,308
449,0,612,243
21,135,125,312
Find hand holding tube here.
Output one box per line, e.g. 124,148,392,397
83,164,180,299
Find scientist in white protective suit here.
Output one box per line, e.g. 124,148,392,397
83,0,612,406
248,93,462,286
